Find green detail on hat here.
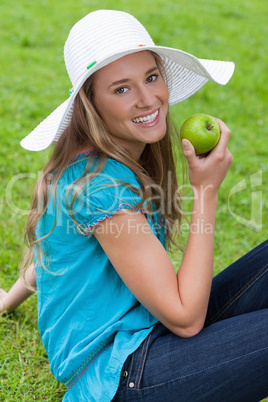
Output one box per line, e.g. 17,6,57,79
87,61,97,69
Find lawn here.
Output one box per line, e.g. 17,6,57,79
0,0,267,400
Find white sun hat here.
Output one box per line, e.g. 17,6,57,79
20,9,235,151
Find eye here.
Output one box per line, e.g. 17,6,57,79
115,87,129,94
146,74,158,83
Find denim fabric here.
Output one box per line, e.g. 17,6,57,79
113,240,268,402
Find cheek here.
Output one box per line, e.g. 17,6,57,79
105,100,130,125
102,105,123,126
92,89,119,126
94,97,117,125
97,102,129,135
162,83,169,105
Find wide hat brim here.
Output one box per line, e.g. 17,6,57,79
20,45,234,151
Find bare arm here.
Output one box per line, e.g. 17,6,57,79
94,119,232,337
0,263,36,314
176,118,233,333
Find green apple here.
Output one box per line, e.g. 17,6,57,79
180,113,220,154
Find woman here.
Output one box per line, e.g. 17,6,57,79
1,10,267,402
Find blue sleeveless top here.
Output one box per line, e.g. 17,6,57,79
35,153,165,401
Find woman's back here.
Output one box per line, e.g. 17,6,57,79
36,154,161,400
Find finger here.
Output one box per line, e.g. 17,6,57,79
182,139,198,168
226,148,234,166
212,118,231,155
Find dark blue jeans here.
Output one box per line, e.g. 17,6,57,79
113,240,268,402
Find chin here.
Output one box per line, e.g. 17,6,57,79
150,128,167,143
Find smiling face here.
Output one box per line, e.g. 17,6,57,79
92,51,169,160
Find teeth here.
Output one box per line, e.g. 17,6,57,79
133,110,159,124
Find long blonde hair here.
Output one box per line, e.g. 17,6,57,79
21,55,185,282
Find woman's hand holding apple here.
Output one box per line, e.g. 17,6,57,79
182,118,233,196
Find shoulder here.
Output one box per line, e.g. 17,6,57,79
63,154,139,187
83,158,142,210
63,155,144,231
94,157,140,187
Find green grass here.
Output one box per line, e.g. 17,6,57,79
0,0,267,400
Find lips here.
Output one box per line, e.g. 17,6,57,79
132,109,159,124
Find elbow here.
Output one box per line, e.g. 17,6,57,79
176,324,203,338
161,308,206,338
170,319,204,338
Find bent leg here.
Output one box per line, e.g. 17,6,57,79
205,240,268,326
114,309,268,401
114,241,268,401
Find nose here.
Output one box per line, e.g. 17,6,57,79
136,84,156,108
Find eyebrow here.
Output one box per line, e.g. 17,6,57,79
108,66,159,88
